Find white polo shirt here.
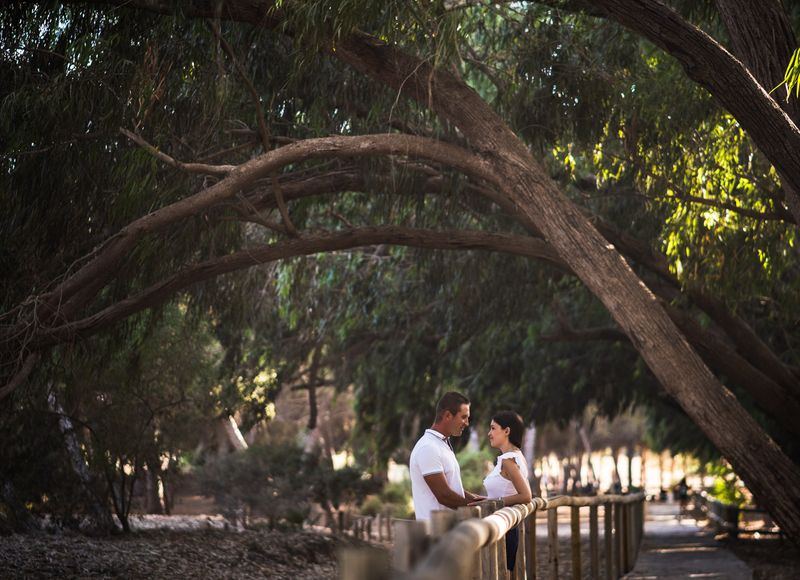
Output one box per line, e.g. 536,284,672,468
409,429,464,521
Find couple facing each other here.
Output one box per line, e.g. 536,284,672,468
409,391,531,571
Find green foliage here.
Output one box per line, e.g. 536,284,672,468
0,393,90,527
771,47,800,100
705,460,747,507
197,442,310,527
457,448,494,496
198,441,379,527
360,480,413,519
306,461,381,512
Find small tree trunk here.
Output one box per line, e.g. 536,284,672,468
577,425,597,485
627,446,635,491
144,460,164,515
611,448,622,493
47,388,115,534
0,477,39,533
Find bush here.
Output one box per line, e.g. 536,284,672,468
704,460,746,507
197,442,310,527
360,480,413,519
457,448,495,495
198,441,380,528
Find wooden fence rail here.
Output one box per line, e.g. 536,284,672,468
341,492,645,580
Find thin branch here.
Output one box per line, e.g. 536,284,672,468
0,352,40,401
207,19,299,235
232,193,289,234
272,173,299,236
541,298,628,343
206,20,271,151
119,128,235,175
31,226,564,346
197,139,260,162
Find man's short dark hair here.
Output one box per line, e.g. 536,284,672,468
435,391,470,421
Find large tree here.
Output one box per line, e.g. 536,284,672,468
2,1,800,543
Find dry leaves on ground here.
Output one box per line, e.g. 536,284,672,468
0,526,373,579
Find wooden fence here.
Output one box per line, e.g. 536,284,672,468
693,491,781,538
341,492,645,580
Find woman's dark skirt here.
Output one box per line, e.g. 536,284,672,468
505,526,519,570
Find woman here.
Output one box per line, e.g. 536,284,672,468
481,410,532,573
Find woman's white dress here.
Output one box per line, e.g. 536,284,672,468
483,450,528,499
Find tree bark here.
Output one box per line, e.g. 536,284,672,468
713,0,800,124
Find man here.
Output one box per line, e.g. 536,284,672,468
409,391,485,521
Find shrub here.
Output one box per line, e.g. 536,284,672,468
197,442,310,527
360,480,413,519
198,441,380,529
457,448,495,495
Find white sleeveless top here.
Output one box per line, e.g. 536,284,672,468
483,450,528,499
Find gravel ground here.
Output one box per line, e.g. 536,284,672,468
0,525,371,579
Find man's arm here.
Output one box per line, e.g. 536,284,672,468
423,473,471,509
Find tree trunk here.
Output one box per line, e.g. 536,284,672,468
0,477,39,533
47,390,116,533
611,449,622,493
627,445,635,491
144,460,164,515
577,426,597,486
713,0,800,125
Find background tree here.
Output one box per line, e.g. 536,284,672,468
2,0,800,542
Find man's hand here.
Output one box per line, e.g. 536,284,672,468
465,490,487,502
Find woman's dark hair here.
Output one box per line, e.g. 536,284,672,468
493,410,525,448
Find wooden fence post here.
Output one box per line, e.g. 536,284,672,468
493,500,507,579
393,519,429,573
570,506,581,580
589,504,599,580
525,510,537,580
515,510,527,580
338,546,390,580
626,502,635,571
458,506,483,580
480,501,499,580
603,503,613,580
635,500,644,554
547,507,559,580
613,502,622,576
431,510,458,539
620,503,630,573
